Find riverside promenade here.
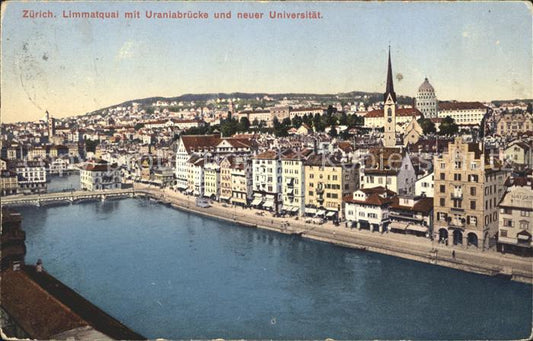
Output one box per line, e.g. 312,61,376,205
134,183,533,284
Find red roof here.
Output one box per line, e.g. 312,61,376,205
438,101,487,111
365,107,422,118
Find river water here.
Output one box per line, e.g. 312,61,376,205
17,199,532,339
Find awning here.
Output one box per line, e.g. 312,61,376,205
291,207,299,213
220,195,231,200
316,210,326,216
305,208,316,215
265,194,275,200
286,188,294,195
518,234,531,241
263,199,275,208
406,224,428,233
326,211,337,217
282,205,293,212
389,221,408,230
251,197,264,206
176,183,188,189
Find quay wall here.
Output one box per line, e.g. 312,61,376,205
133,187,533,285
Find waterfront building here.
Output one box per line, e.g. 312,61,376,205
0,208,25,271
0,170,18,196
304,154,359,220
388,195,433,237
383,48,397,148
203,162,220,200
503,140,532,168
27,146,47,160
415,171,434,198
252,150,283,213
230,160,253,206
12,161,47,194
344,187,395,232
186,155,204,196
236,110,271,127
497,176,532,256
152,167,175,188
415,78,438,118
495,110,533,137
174,134,253,191
80,160,121,191
281,149,312,216
219,156,234,203
360,147,417,195
48,158,69,175
433,137,508,249
437,101,488,126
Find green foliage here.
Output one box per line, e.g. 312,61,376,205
291,116,303,128
438,116,458,136
134,123,145,130
239,117,251,131
85,139,98,153
417,118,436,135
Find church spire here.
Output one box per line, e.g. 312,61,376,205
384,46,396,103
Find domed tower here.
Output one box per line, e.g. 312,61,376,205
415,78,438,118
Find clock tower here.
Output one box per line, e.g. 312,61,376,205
383,47,397,147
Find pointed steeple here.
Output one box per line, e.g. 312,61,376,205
384,46,397,103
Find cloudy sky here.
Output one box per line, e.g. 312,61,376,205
1,1,531,122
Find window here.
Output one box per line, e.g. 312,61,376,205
503,219,513,228
454,174,462,181
368,213,378,219
520,221,529,230
520,210,531,217
309,191,314,196
440,162,446,169
500,230,508,238
470,187,476,196
470,201,476,210
440,185,445,193
440,198,445,207
440,173,445,180
454,161,462,169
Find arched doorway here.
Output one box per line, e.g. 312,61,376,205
438,228,448,244
453,230,463,245
467,233,478,247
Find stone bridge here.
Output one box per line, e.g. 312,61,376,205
0,189,137,207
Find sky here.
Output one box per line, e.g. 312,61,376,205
1,1,531,123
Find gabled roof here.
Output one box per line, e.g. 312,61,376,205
390,196,433,214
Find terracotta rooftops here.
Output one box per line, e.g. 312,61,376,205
365,107,422,118
438,101,487,111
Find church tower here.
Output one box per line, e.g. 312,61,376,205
383,48,397,148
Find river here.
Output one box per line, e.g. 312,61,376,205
17,199,532,339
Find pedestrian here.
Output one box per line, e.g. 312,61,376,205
452,250,455,258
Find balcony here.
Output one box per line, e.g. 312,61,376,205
450,207,464,213
450,193,463,200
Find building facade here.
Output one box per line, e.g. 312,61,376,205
433,138,507,249
415,78,438,118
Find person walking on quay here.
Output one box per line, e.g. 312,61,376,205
452,250,456,259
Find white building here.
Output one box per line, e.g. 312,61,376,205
186,155,204,196
437,101,488,126
415,78,438,118
230,161,253,206
14,161,47,194
252,150,282,213
344,187,395,232
415,172,434,198
80,161,121,191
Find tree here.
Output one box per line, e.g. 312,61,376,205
329,126,338,137
239,117,250,131
417,118,436,135
85,139,98,153
252,118,259,127
439,116,458,136
291,116,303,128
